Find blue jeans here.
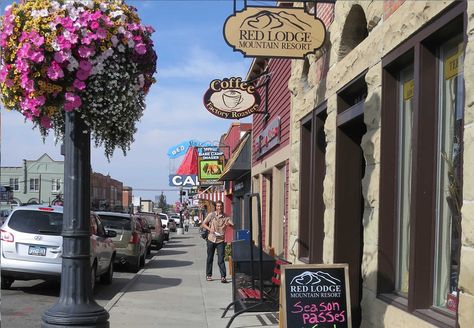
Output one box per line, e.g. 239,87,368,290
206,240,226,277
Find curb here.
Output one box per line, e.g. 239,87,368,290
104,253,158,312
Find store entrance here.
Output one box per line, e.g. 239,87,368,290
334,114,366,328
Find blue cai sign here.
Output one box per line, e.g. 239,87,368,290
167,140,214,159
169,175,200,187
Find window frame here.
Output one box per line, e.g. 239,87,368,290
378,2,465,327
298,102,327,263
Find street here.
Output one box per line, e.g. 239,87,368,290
1,245,160,328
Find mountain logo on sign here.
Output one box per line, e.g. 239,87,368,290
290,271,341,286
240,10,311,31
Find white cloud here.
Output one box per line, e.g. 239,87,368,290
159,45,250,80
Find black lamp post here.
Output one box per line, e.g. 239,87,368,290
42,111,109,327
179,187,183,228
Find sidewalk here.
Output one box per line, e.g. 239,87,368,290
105,227,279,328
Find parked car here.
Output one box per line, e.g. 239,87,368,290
95,211,146,273
138,212,164,250
158,213,170,241
0,205,116,290
135,215,152,255
169,214,180,231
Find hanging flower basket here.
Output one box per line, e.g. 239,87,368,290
0,0,157,158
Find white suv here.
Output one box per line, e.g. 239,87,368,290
1,205,116,290
159,213,170,241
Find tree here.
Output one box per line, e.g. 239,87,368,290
158,192,168,213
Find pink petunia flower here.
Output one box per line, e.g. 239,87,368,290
29,51,45,63
40,116,52,129
73,79,86,91
135,43,147,55
96,28,107,39
78,45,95,58
0,65,9,82
76,69,90,81
79,60,92,72
64,92,82,112
90,21,99,30
47,61,64,81
54,51,70,63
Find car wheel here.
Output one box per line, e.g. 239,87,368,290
90,264,97,293
165,234,169,241
100,259,114,285
1,276,14,289
129,257,140,273
146,246,151,256
140,254,145,268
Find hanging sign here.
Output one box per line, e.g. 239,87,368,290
223,7,326,59
255,117,280,157
197,147,225,185
167,140,192,159
203,77,261,119
280,263,352,328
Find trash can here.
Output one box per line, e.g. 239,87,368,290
237,229,250,241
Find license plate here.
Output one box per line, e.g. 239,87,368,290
28,245,46,256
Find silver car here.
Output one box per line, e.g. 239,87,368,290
0,205,116,290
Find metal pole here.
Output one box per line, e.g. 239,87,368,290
179,187,183,228
42,111,109,327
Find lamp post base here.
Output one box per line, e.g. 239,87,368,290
42,304,109,328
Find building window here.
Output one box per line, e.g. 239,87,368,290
51,178,61,192
433,37,463,312
29,178,39,191
396,65,414,296
9,178,19,191
378,4,464,325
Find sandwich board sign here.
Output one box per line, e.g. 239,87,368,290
280,263,352,328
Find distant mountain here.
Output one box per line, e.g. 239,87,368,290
290,271,341,285
240,10,312,31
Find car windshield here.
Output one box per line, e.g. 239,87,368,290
8,210,63,235
98,215,132,230
159,214,167,220
143,217,155,228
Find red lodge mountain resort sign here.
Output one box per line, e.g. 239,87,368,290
203,77,261,119
223,7,326,59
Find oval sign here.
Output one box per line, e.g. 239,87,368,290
203,77,261,119
223,7,326,59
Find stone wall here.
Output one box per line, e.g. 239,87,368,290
288,1,468,327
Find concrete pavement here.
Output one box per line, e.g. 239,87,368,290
105,227,279,328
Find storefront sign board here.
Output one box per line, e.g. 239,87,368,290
169,174,200,187
223,7,326,59
203,77,261,119
197,147,225,185
280,263,352,328
255,117,280,157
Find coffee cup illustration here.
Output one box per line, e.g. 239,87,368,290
222,90,243,108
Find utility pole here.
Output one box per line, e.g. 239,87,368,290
179,187,183,228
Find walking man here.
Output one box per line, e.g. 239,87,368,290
201,200,233,283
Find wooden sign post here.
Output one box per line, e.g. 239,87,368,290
280,263,352,328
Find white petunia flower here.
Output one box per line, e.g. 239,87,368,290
117,44,125,53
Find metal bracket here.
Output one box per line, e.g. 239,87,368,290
243,70,271,121
233,0,337,17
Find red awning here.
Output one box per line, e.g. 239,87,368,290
194,191,225,203
176,147,198,175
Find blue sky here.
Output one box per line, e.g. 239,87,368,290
0,0,254,203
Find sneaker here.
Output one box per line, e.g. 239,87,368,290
221,277,228,283
206,276,212,281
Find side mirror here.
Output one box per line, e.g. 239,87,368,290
106,230,117,238
162,224,166,229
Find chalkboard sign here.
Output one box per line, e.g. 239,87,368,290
280,263,351,328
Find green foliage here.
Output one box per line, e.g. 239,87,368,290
158,192,168,212
224,243,232,261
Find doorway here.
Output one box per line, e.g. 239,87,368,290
334,114,366,327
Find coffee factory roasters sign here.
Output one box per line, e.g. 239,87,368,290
223,7,326,59
203,77,261,119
